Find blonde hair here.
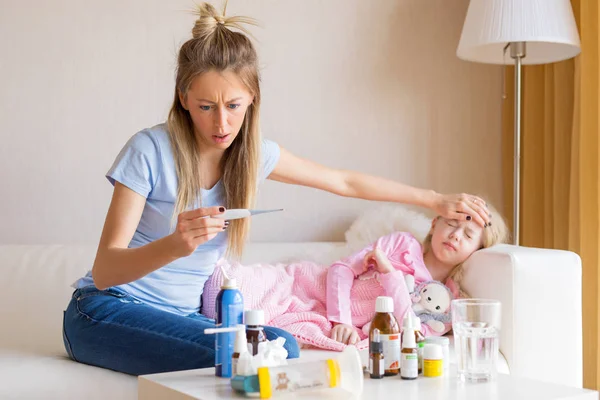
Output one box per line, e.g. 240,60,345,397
167,1,260,259
422,199,510,293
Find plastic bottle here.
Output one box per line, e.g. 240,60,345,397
423,343,443,377
231,346,364,398
400,313,418,380
369,296,400,376
232,325,248,377
414,317,426,373
245,310,267,356
369,328,384,379
215,266,244,378
425,336,450,373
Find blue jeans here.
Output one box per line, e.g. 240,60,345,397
62,286,299,376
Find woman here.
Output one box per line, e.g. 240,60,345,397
62,2,492,376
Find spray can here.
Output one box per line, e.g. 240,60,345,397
215,266,244,378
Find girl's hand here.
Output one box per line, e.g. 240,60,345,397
432,193,491,227
363,248,394,274
169,206,228,257
330,323,360,345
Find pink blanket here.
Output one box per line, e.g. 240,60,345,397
201,258,366,351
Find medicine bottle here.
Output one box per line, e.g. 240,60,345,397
369,296,400,376
423,343,443,377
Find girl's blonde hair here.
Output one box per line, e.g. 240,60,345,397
168,2,260,259
422,199,510,294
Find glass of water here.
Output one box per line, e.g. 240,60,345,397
452,299,501,383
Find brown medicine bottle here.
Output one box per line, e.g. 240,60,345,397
415,317,426,374
369,328,385,379
369,296,401,376
244,310,266,356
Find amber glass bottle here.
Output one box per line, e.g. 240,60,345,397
369,296,401,376
369,328,384,379
415,317,426,374
244,310,267,355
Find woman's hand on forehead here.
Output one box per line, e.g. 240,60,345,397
432,193,491,228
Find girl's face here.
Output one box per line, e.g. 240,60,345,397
179,69,254,151
430,217,484,266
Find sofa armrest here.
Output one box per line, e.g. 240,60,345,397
460,244,582,388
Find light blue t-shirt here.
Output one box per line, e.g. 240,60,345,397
73,123,281,316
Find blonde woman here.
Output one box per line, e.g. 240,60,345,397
63,3,492,376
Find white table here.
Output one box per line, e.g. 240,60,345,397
139,366,599,400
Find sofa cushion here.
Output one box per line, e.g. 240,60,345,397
0,243,348,355
0,245,97,356
0,349,137,399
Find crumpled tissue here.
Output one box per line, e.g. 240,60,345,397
236,337,288,376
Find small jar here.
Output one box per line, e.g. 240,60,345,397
425,336,450,373
423,344,443,377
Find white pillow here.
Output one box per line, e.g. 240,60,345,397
344,204,432,252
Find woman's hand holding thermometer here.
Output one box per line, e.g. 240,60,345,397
169,206,229,258
169,208,283,258
209,208,283,220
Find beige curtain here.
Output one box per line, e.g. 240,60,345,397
502,0,600,389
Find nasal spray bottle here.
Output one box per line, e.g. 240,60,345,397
215,265,244,377
400,313,419,380
232,326,249,377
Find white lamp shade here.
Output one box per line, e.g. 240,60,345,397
457,0,581,65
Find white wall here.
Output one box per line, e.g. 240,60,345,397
0,0,503,245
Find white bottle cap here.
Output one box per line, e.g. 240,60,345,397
222,277,237,289
414,316,422,331
425,336,449,346
375,296,394,313
244,310,265,326
234,325,248,354
402,313,416,348
220,265,237,289
423,343,443,360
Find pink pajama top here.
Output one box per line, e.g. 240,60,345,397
326,231,458,336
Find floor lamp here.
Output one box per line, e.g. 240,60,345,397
456,0,581,245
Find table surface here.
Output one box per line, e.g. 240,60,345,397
138,365,599,400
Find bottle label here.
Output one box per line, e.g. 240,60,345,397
369,358,384,376
423,359,443,377
379,334,400,370
264,360,332,394
232,358,239,376
401,353,419,378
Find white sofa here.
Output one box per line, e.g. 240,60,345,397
0,242,582,399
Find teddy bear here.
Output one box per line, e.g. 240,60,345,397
404,275,453,333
